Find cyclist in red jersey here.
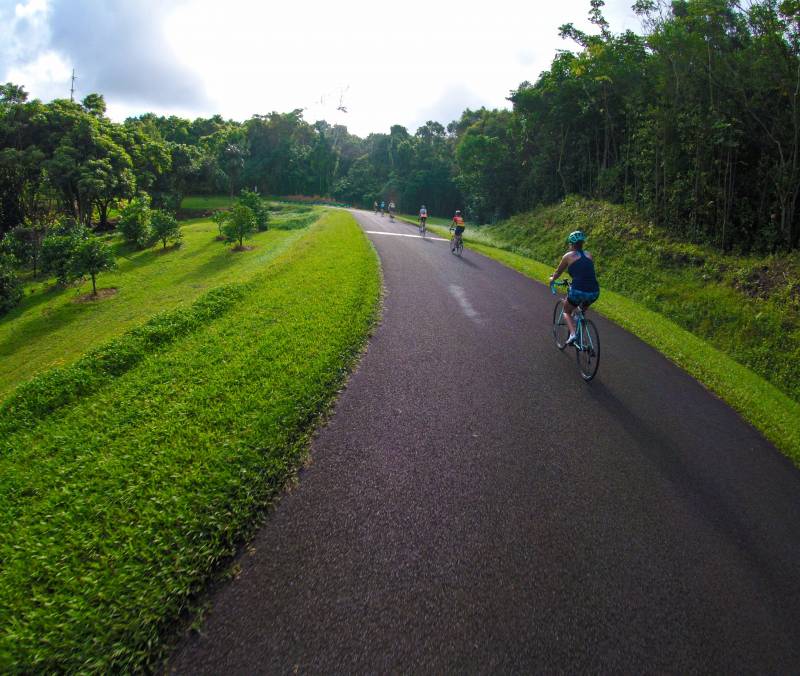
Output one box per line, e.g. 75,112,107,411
450,210,465,252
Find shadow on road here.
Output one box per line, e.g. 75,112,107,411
586,378,798,616
452,254,482,270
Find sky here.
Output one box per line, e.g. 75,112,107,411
0,0,642,138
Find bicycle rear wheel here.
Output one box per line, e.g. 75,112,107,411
455,238,464,256
552,300,569,350
576,319,600,380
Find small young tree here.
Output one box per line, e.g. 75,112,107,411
0,252,23,315
70,235,116,296
150,210,182,249
41,218,87,286
211,210,227,240
118,195,152,248
221,204,257,248
237,189,270,231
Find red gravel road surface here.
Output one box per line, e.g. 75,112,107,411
168,209,800,673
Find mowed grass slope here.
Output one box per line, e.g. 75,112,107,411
0,210,380,672
0,212,311,399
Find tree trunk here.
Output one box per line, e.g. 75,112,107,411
557,126,570,195
99,201,109,229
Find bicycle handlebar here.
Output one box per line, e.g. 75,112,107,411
550,279,570,294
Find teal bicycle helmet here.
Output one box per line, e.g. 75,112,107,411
567,230,587,244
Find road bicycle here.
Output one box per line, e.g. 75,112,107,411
389,211,395,222
551,280,600,381
419,217,427,237
449,226,464,256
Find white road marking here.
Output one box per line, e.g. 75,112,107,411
365,230,448,242
448,284,481,322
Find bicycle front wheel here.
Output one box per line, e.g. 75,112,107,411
552,300,569,350
576,319,600,381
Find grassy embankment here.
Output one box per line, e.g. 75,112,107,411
0,199,321,399
0,209,380,671
401,199,800,466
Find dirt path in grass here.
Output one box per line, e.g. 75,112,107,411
169,210,800,672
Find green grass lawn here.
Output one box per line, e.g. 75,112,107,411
421,221,800,467
180,195,236,210
0,214,311,399
0,210,380,672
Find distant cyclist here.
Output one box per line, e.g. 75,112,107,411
373,201,378,214
419,205,428,228
450,210,465,251
380,200,386,217
549,230,600,346
388,201,396,221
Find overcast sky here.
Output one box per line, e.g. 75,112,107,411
0,0,641,137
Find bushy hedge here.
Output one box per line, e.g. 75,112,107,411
0,283,247,437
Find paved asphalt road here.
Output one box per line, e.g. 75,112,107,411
169,210,800,673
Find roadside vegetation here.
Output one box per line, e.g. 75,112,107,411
414,198,800,465
481,197,800,404
0,210,380,672
0,198,317,399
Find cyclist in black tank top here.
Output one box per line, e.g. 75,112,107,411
549,230,600,346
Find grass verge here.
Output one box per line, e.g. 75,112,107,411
423,222,800,467
0,209,314,399
0,210,381,672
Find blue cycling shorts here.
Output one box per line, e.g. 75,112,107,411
568,288,600,308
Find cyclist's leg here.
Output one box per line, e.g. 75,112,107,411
563,299,578,337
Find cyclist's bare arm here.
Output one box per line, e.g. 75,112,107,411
550,253,574,281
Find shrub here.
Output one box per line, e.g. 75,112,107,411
237,189,270,231
211,210,227,239
220,204,257,248
118,196,153,248
151,210,182,249
2,222,45,276
41,218,87,286
70,235,116,295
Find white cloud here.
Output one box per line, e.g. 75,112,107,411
6,50,70,98
2,0,642,134
15,0,47,19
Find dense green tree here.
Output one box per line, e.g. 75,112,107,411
42,98,135,227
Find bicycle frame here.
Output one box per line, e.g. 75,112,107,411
550,279,600,380
449,228,463,253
